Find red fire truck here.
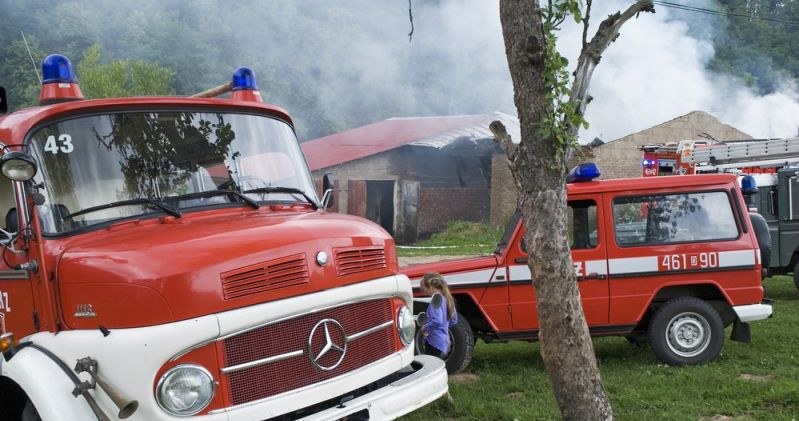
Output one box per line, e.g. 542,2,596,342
0,54,447,421
402,164,772,374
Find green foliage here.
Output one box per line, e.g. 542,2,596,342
402,275,799,420
397,220,503,257
76,45,174,98
0,36,45,110
538,1,589,164
706,0,799,95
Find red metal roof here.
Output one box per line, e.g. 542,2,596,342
300,115,490,170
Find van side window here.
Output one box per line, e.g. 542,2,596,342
612,191,738,246
568,200,598,249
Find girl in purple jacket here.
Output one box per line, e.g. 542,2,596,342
420,272,458,358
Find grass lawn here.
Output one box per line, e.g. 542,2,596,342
397,221,504,257
401,276,799,421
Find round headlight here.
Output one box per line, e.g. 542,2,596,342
156,364,215,416
0,152,37,181
397,305,415,346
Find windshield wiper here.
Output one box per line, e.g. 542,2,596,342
164,190,260,210
241,187,318,210
65,198,182,219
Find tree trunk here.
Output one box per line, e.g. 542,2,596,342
497,1,612,419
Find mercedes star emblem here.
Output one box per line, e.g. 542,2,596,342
308,318,347,371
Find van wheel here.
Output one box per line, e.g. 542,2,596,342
444,313,474,374
648,297,724,365
749,213,771,272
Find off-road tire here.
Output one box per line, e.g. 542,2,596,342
794,261,799,291
648,297,724,366
749,213,771,272
444,313,474,374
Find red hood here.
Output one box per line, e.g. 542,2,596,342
55,209,397,329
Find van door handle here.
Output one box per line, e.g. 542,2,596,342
515,258,528,264
579,272,606,281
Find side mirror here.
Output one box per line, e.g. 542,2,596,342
321,172,334,209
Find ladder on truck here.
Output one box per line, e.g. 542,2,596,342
680,138,799,172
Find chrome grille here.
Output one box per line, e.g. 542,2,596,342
334,247,387,277
221,298,396,406
221,254,309,300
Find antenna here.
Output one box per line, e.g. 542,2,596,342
20,31,42,84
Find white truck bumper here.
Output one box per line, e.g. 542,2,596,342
299,354,448,421
733,303,773,322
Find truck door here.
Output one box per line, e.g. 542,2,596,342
777,169,799,268
0,181,36,338
506,195,610,331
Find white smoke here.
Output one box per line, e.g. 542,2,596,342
558,1,799,142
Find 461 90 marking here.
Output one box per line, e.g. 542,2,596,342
660,252,719,271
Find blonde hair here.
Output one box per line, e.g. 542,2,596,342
421,272,455,320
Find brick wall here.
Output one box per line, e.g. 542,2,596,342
418,187,490,237
490,153,518,228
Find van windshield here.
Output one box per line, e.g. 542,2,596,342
28,111,317,234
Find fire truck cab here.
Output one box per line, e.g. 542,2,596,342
402,164,772,373
0,54,446,421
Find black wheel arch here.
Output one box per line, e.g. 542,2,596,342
636,284,735,331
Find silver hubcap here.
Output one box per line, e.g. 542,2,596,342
665,311,710,357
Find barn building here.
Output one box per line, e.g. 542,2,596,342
301,113,519,243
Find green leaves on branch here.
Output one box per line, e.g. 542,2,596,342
76,45,174,98
537,0,589,165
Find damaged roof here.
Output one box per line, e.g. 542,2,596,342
301,112,520,171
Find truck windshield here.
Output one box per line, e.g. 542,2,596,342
27,111,317,234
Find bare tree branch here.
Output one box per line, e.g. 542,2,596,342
408,0,415,42
582,0,592,49
490,120,517,164
570,0,654,133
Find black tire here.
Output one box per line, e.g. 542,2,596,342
415,312,474,374
647,297,724,366
794,261,799,292
749,213,771,272
21,399,41,421
444,313,474,374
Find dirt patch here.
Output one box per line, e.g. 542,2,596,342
506,391,525,400
699,415,753,421
398,255,485,267
738,373,774,382
448,372,480,384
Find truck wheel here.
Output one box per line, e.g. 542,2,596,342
794,261,799,291
648,297,724,365
21,399,41,421
749,213,771,272
445,313,474,374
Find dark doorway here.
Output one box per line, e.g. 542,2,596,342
366,180,395,235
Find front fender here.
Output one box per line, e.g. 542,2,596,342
2,345,98,421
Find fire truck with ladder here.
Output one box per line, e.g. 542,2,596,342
641,137,799,290
0,54,447,421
